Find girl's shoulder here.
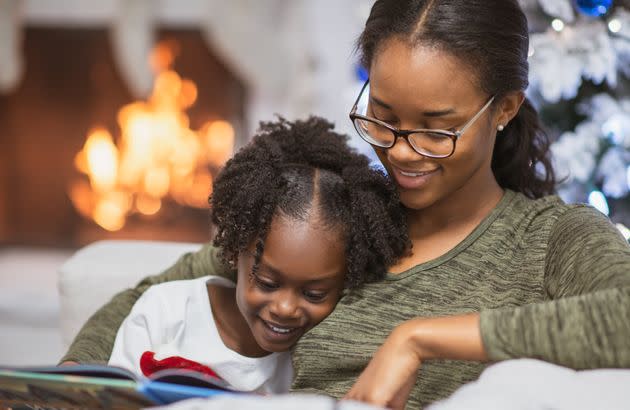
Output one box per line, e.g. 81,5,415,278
136,275,220,317
144,275,215,297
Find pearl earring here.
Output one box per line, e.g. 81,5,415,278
497,124,505,132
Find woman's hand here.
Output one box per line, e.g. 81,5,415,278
344,313,487,409
344,321,422,410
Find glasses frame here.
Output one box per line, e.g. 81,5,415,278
349,80,496,159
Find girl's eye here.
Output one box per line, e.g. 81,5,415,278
252,274,279,292
303,290,327,303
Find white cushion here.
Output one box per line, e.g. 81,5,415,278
428,359,630,410
0,247,72,365
57,240,202,349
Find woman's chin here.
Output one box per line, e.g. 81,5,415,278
399,190,437,211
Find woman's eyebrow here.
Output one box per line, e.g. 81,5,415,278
371,95,392,110
423,108,456,117
370,95,456,117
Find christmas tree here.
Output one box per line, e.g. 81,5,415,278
522,0,630,232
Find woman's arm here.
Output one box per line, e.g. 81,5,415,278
346,285,630,409
482,205,630,369
60,243,235,364
481,286,630,369
344,313,486,409
346,206,630,408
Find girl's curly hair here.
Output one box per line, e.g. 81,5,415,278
210,116,410,288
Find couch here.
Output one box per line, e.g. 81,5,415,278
58,240,202,350
56,240,630,410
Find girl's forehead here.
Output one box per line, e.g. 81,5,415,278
259,216,347,282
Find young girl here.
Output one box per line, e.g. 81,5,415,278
107,116,409,394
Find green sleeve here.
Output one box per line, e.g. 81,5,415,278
480,206,630,369
59,243,236,364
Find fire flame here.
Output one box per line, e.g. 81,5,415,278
70,42,235,231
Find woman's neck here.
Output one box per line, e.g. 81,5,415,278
390,177,504,274
207,283,270,358
407,179,504,239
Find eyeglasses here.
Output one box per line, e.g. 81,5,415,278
349,80,495,159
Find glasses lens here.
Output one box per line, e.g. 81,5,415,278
408,132,454,158
353,118,394,148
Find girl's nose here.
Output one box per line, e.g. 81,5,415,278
268,290,300,321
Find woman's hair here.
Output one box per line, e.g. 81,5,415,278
357,0,556,198
210,116,410,288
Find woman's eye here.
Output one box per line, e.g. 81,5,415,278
369,108,396,124
374,114,397,125
303,291,327,303
424,123,454,132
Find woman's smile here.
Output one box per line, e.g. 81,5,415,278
390,164,441,190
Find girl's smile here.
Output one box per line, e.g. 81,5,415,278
236,213,347,353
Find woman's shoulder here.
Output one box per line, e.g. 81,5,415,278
507,190,567,214
502,190,624,242
486,190,589,245
502,190,582,227
508,190,614,225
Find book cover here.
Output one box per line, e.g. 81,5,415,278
0,364,236,410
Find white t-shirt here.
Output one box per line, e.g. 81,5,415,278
108,275,293,394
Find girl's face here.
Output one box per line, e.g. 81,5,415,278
236,214,346,353
368,38,502,211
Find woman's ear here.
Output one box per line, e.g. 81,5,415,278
496,91,525,129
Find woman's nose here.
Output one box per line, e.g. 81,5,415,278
387,135,424,162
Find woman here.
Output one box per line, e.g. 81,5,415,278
62,1,630,409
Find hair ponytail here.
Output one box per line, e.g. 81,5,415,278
340,164,409,287
492,98,555,198
210,116,410,288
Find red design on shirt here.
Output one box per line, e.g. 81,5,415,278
140,351,222,380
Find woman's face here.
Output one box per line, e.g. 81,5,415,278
236,214,346,353
368,38,500,211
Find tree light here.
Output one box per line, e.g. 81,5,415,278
608,19,622,34
588,190,610,216
616,223,630,241
551,19,565,32
528,46,535,57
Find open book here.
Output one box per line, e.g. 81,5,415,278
0,364,237,410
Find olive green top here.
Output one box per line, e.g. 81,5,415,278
62,190,630,409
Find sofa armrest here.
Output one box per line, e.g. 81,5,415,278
57,240,202,349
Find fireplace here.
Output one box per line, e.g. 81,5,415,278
0,27,247,247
